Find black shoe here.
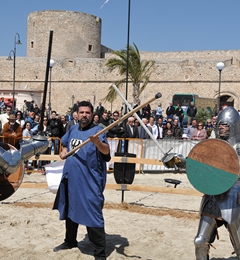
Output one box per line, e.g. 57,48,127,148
53,242,77,252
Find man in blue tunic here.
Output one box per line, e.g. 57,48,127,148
53,101,110,260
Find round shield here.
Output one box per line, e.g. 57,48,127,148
186,139,239,195
0,143,24,201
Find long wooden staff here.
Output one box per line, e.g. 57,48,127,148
64,92,162,158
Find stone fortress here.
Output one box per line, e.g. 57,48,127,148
1,10,240,115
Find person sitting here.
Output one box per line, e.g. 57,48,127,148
191,122,207,140
172,118,183,139
2,114,22,149
182,133,190,140
164,129,174,139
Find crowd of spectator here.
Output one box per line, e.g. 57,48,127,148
0,97,218,172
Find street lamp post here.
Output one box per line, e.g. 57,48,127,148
216,62,225,113
71,95,75,107
48,59,56,115
7,33,22,112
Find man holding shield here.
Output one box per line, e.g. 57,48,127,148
53,100,110,260
192,107,240,260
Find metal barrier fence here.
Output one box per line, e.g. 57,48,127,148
106,138,144,173
142,139,199,172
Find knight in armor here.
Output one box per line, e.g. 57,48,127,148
194,107,240,260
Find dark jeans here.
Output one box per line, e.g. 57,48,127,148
65,217,106,258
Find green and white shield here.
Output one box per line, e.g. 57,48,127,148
186,139,239,195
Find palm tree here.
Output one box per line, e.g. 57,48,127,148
104,43,155,104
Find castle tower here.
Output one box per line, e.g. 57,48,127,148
27,10,102,58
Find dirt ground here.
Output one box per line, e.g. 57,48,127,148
0,171,237,260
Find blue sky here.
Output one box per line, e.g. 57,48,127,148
1,0,240,57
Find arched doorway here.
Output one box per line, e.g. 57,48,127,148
220,95,234,109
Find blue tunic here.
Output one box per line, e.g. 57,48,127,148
53,123,110,228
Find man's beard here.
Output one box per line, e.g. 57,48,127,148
79,118,90,125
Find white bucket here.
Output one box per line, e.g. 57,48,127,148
45,160,64,194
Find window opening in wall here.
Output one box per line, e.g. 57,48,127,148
88,45,93,52
31,41,34,48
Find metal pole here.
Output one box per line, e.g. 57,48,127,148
125,0,131,106
38,30,53,133
12,35,16,112
218,70,222,113
121,0,131,203
49,67,52,115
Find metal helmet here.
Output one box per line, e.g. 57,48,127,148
217,106,239,126
217,106,240,143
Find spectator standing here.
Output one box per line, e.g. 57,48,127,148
0,97,6,113
191,122,207,140
172,119,183,139
107,111,124,138
2,114,22,149
6,99,12,109
72,100,80,113
166,102,175,120
155,103,163,123
53,101,110,259
138,118,152,139
163,122,173,137
49,110,63,154
60,115,68,136
185,118,198,139
99,111,110,128
15,110,25,128
22,100,28,119
142,103,151,120
134,119,140,127
38,116,52,169
65,108,73,122
96,102,105,116
93,114,100,126
147,116,158,139
66,112,78,132
125,117,139,138
0,106,12,134
187,101,197,126
29,100,34,112
175,103,184,127
33,104,41,115
25,112,35,128
22,121,33,170
133,100,142,118
156,117,164,139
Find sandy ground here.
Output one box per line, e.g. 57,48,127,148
0,171,237,260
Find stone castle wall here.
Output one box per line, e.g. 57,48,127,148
1,52,240,115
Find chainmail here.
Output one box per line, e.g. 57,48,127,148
202,196,222,219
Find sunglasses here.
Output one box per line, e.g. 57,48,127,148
43,119,48,121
